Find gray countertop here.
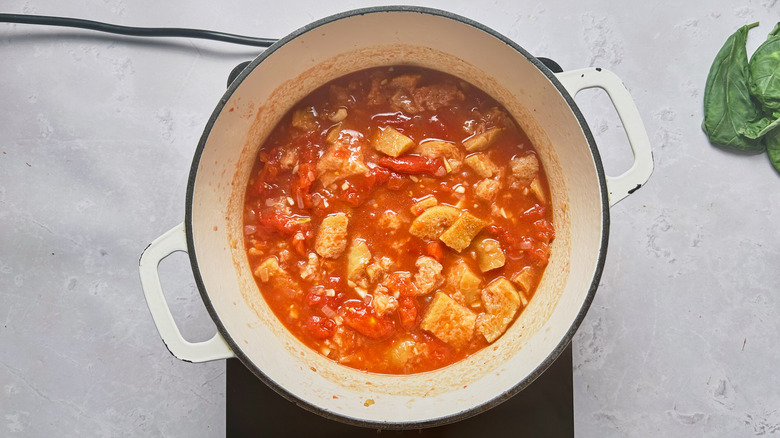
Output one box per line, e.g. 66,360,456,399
2,0,779,436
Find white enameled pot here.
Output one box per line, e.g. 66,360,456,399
139,6,652,428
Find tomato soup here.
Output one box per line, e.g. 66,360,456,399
242,66,554,374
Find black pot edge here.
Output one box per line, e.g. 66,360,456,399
183,5,610,430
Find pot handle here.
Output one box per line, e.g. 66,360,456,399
555,68,653,206
139,222,235,362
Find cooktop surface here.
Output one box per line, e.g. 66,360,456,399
226,345,573,437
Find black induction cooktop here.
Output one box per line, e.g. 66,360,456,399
226,344,573,437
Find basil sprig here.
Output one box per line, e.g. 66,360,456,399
703,22,780,172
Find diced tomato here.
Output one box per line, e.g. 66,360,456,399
304,316,336,340
398,296,418,330
384,271,419,296
486,225,518,251
522,204,546,221
325,276,342,289
422,332,452,363
534,219,556,243
340,301,395,339
322,276,348,297
291,144,318,208
305,291,323,308
426,241,444,263
487,225,540,260
340,185,363,207
337,167,398,207
256,212,312,239
529,242,550,266
252,162,279,196
377,155,446,177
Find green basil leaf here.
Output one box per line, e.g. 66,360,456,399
748,22,780,111
703,22,764,151
766,126,780,172
769,22,780,38
739,111,780,139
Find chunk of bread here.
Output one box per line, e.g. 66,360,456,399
464,153,500,178
253,256,285,283
253,256,299,294
409,205,460,240
439,211,486,252
420,292,476,349
476,278,521,342
510,267,534,306
463,128,501,152
509,154,540,186
475,178,501,202
530,178,546,203
447,259,483,305
346,239,371,281
315,213,348,259
371,126,415,157
366,256,394,283
371,286,398,317
291,107,319,131
411,196,438,215
475,238,506,272
412,256,443,295
389,74,422,90
413,140,463,172
316,142,369,187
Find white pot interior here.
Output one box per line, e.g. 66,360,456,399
186,8,606,426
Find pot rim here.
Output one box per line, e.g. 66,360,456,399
184,5,609,429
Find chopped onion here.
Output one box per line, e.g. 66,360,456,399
244,225,257,235
354,287,368,299
321,305,337,318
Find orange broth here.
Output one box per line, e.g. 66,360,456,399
243,66,554,374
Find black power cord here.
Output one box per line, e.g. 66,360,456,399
0,13,276,47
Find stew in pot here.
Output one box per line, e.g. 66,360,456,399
242,66,554,374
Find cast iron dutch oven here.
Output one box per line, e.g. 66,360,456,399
139,6,653,428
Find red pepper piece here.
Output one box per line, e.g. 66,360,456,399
377,155,446,177
365,166,391,190
426,241,444,263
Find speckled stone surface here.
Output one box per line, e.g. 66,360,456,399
2,0,779,436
